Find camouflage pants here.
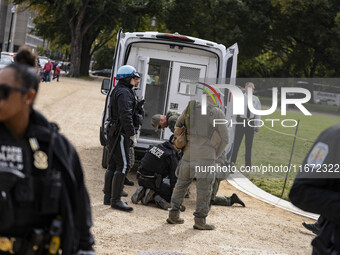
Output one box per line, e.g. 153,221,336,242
170,159,215,219
210,178,231,206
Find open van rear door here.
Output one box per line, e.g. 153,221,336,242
164,62,206,140
99,29,124,168
101,29,123,146
223,43,239,158
136,56,150,102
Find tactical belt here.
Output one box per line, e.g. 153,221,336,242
136,171,155,180
0,236,23,254
0,225,56,255
137,171,163,189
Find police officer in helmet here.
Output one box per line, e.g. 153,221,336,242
103,65,140,212
0,49,95,254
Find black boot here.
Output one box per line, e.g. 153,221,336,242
230,193,245,207
103,170,114,205
302,221,320,235
124,177,134,186
110,172,133,212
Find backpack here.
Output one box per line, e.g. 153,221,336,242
173,126,187,149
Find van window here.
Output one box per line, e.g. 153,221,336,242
226,57,233,83
140,59,170,139
177,66,200,95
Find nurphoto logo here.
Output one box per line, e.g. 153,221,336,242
197,83,312,128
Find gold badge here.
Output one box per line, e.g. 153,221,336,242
0,237,15,253
33,150,48,169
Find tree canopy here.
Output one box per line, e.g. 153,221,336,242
17,0,340,78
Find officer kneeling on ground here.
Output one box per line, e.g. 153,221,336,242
0,49,95,254
103,65,140,212
131,139,182,210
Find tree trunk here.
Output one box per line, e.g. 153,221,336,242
80,29,101,76
70,31,82,77
69,2,89,77
80,39,91,76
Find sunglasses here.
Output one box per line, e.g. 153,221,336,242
0,84,28,100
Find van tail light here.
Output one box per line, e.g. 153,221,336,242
156,33,194,43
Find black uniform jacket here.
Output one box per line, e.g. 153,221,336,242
109,80,136,137
139,141,178,189
0,110,94,253
289,124,340,254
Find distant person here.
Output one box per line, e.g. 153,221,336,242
38,63,44,82
289,124,340,255
151,111,180,133
230,82,261,168
52,60,59,79
43,60,53,82
53,64,61,82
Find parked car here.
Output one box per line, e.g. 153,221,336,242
38,56,51,68
92,69,111,77
0,56,13,70
1,52,15,63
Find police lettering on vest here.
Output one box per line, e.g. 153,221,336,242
149,146,165,158
0,145,24,170
139,142,177,178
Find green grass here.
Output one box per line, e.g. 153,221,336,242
258,96,340,115
236,108,340,200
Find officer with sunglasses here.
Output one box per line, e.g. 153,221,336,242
0,49,95,254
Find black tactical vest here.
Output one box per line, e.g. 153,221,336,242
0,126,61,236
139,142,175,177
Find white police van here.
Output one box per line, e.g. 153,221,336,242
100,30,238,167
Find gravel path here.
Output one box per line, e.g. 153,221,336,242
35,77,315,255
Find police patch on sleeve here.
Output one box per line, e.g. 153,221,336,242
307,142,329,166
